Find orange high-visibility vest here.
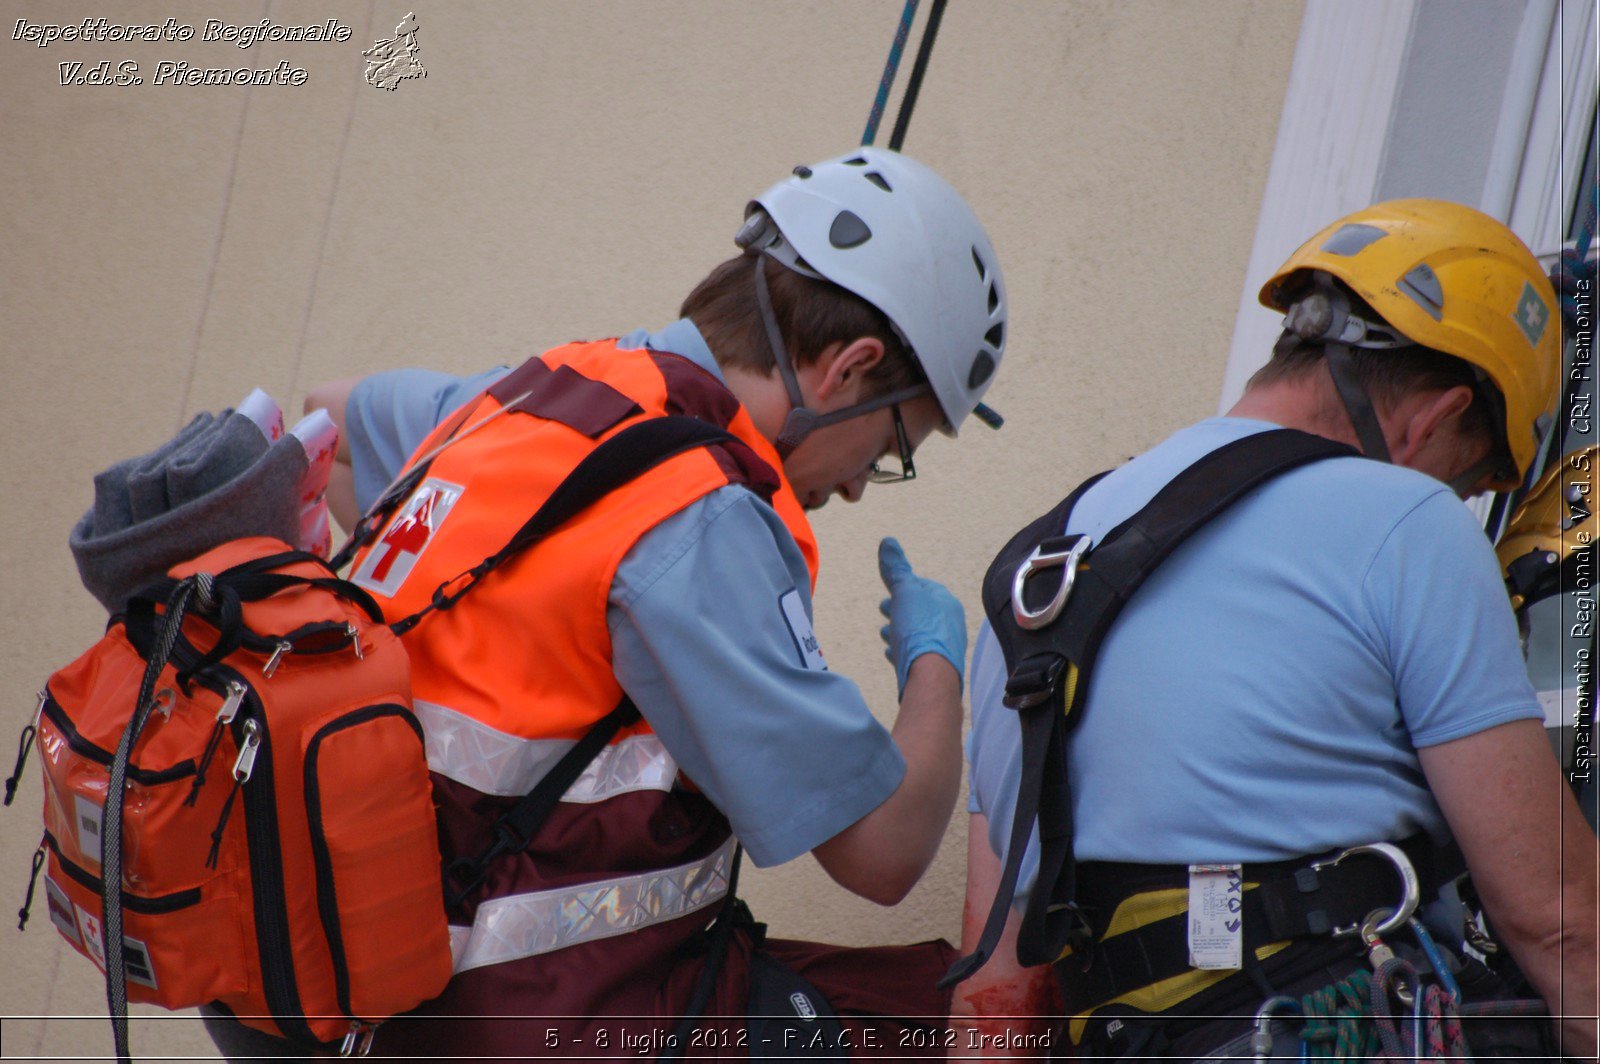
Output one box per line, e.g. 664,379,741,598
347,339,820,1053
354,339,817,744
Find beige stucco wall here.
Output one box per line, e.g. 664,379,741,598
0,1,1302,1057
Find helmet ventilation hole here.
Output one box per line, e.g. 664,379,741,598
1398,264,1445,320
843,155,868,166
863,171,892,192
987,283,999,314
829,210,872,249
984,322,1004,349
968,352,996,388
971,247,988,280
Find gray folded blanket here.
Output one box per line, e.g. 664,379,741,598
70,410,306,612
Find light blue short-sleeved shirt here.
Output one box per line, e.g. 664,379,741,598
966,417,1541,904
346,322,903,866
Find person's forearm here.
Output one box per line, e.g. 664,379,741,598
1420,721,1600,1059
885,652,965,878
952,814,1064,1059
304,379,361,532
812,652,962,904
1494,875,1598,1059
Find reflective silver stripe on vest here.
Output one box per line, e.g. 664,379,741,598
415,699,678,800
447,836,735,973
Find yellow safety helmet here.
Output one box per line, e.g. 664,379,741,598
1260,199,1561,490
1496,445,1597,611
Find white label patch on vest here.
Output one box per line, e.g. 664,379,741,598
76,903,106,970
351,477,465,597
45,875,79,946
779,589,828,671
1187,863,1243,970
122,935,158,989
75,794,103,860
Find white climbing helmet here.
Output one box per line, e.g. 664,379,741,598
740,146,1006,434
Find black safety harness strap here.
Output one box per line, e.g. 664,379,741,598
1060,834,1466,1011
944,429,1361,987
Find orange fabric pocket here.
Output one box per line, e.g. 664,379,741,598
303,706,453,1021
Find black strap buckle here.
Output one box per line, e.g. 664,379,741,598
443,820,526,908
1003,652,1069,710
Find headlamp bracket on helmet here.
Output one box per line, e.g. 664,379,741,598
1282,274,1412,351
737,210,825,281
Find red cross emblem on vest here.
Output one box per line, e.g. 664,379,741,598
352,477,465,597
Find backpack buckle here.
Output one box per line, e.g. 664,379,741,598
1012,536,1091,630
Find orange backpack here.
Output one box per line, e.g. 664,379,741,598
14,538,452,1055
6,413,735,1061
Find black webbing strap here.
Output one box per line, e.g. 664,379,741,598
390,416,735,636
442,698,645,908
1322,342,1392,464
660,845,749,1061
940,473,1106,988
1059,835,1466,1011
124,551,385,690
943,429,1360,987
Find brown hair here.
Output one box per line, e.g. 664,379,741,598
680,253,924,396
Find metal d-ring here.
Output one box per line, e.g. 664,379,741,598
1011,537,1092,630
1310,841,1420,938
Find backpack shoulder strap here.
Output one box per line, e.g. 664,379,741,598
944,428,1359,987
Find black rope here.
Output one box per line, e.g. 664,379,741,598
887,0,947,152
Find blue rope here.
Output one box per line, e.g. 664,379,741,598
862,0,919,147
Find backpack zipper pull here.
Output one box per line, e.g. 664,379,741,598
345,622,363,661
262,640,292,678
185,681,247,808
206,719,259,869
17,838,46,930
232,718,261,782
3,692,44,807
340,1019,377,1056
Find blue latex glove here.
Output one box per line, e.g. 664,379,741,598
877,537,966,696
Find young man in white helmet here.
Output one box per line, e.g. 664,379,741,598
213,147,1007,1059
954,200,1596,1060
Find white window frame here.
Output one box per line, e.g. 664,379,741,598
1219,0,1597,412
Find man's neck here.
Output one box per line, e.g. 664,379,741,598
1226,373,1361,449
720,364,792,444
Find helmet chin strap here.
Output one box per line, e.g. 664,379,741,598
1323,343,1393,464
749,252,929,458
1279,276,1398,465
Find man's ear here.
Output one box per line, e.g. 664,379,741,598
1393,384,1475,462
813,338,886,403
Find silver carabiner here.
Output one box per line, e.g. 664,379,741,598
1011,537,1092,630
1310,841,1420,938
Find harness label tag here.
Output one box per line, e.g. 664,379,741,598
779,588,828,671
351,477,465,597
1187,863,1243,970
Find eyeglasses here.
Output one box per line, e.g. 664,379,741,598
867,404,917,484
